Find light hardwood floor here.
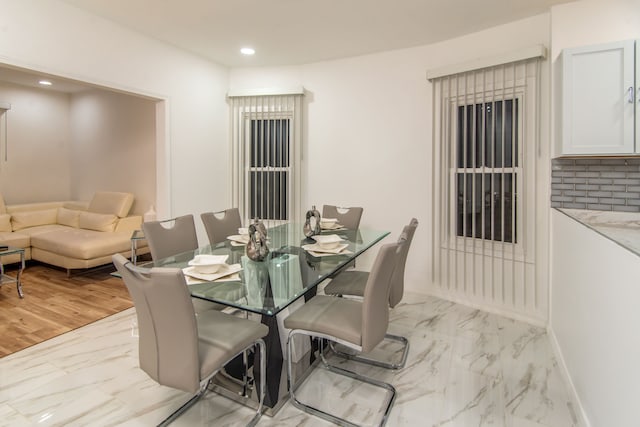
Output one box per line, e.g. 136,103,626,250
0,262,132,357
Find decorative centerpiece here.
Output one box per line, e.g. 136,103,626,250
303,205,322,237
246,218,269,261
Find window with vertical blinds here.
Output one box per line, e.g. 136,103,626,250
456,98,520,244
248,118,290,221
429,55,543,318
228,92,304,228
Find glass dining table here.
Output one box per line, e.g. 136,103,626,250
137,222,389,414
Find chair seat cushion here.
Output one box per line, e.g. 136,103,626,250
323,271,369,297
283,295,363,347
196,310,268,379
193,282,246,303
191,298,227,313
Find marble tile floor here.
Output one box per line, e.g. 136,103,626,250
0,292,582,427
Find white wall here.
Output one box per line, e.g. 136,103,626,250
549,1,640,426
551,0,640,58
0,0,230,236
0,80,157,214
0,82,71,203
230,14,552,303
69,90,156,215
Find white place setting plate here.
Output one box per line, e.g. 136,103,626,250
320,218,345,230
227,234,250,246
302,242,351,257
321,223,346,231
311,234,343,248
188,254,229,274
182,263,242,283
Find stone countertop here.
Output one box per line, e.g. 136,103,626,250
557,208,640,257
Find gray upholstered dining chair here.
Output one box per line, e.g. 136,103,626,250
322,205,364,230
142,214,223,312
201,208,242,246
142,214,199,261
322,205,364,272
323,218,418,369
112,254,268,427
283,239,404,426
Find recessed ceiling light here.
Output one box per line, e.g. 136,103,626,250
240,47,255,56
38,80,52,86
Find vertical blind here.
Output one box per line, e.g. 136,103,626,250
430,57,543,320
228,92,303,228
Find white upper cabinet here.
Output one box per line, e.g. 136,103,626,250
561,40,638,155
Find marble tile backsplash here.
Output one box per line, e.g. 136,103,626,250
551,158,640,212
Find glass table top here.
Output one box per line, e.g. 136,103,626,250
130,229,145,241
0,246,25,256
144,222,389,316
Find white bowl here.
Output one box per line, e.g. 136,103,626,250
312,234,343,249
188,254,228,274
320,218,338,228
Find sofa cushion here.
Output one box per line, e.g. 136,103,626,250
0,193,6,214
11,209,58,231
63,201,89,211
57,207,80,228
0,231,30,248
31,229,131,260
0,214,11,232
79,211,118,232
7,202,66,213
15,224,69,237
88,192,134,218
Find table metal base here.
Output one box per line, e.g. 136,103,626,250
210,343,317,417
0,247,25,298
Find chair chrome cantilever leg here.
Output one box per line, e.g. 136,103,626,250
287,330,396,427
158,338,266,427
158,379,212,427
247,339,266,427
329,332,410,370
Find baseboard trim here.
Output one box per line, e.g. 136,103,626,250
423,288,548,327
546,326,591,427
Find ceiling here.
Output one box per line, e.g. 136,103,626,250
60,0,576,68
0,65,92,94
0,0,575,93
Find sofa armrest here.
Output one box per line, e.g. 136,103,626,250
115,215,142,232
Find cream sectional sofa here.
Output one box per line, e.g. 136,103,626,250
0,191,148,273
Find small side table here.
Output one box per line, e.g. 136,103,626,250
130,230,145,265
0,246,25,298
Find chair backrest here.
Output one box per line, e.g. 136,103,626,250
200,208,242,246
322,205,363,230
360,239,403,353
112,253,201,393
142,214,199,260
389,218,419,308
